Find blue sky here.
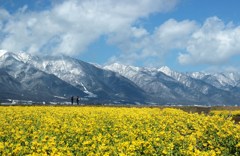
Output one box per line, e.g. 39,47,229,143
0,0,240,72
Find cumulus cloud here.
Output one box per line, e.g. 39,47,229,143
0,8,10,32
109,16,240,67
3,0,239,68
0,8,10,19
153,19,198,50
0,0,179,55
179,16,240,65
107,19,198,66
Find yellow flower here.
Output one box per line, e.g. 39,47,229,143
0,106,239,155
0,142,4,151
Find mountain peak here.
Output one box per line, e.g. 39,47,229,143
104,63,141,73
190,72,207,79
16,51,33,63
159,66,173,74
0,49,8,57
1,50,240,105
0,50,34,63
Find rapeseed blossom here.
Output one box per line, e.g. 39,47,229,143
210,109,240,117
0,106,239,155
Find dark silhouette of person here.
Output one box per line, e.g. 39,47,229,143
76,96,80,105
71,96,74,105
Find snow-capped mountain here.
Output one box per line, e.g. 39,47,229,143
0,52,87,102
0,50,240,105
0,51,146,104
189,72,240,90
104,63,240,105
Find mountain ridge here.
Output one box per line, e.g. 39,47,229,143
0,51,146,104
104,63,240,105
0,50,240,105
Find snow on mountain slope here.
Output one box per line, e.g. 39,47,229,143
104,63,240,105
80,82,97,98
158,66,191,86
159,66,240,91
104,63,201,103
32,56,145,101
189,72,240,90
0,51,147,103
0,49,8,57
0,52,87,102
1,50,240,105
105,63,212,95
35,55,86,86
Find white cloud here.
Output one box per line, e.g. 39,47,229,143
179,16,240,65
0,8,10,20
0,8,10,31
153,19,198,50
5,0,240,69
107,19,197,66
0,0,179,56
109,16,240,67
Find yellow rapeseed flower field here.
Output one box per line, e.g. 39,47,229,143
210,110,240,117
0,106,239,155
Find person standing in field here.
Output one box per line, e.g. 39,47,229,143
71,96,74,105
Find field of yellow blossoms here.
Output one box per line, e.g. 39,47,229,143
0,106,239,156
210,109,240,117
